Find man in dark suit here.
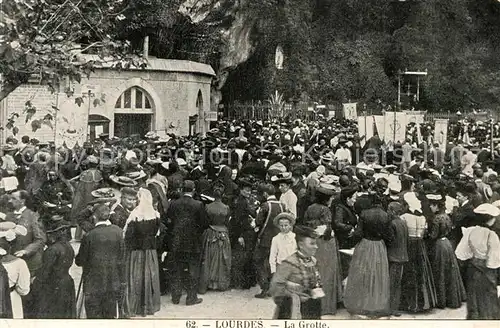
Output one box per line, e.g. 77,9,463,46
6,190,46,277
75,209,125,319
6,190,46,318
253,183,283,298
166,180,208,306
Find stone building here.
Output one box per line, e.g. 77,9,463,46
0,56,216,146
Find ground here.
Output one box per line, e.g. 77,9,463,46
69,240,466,320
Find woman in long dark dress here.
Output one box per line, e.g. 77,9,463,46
303,183,342,315
455,203,500,319
331,186,358,280
32,220,76,318
399,192,437,313
426,194,466,309
344,192,394,318
199,183,232,293
123,188,161,317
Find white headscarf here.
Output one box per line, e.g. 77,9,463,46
123,188,159,236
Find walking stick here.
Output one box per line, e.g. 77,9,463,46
76,277,84,318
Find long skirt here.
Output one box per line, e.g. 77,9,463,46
315,237,342,315
274,296,322,319
400,237,437,312
428,237,466,309
124,249,161,317
465,259,500,319
230,231,256,289
344,239,390,316
199,227,232,293
32,275,76,318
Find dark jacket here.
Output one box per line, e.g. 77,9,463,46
386,216,409,263
255,197,283,248
75,224,125,295
352,207,394,245
230,195,257,249
331,202,358,249
6,208,46,276
109,204,131,229
166,195,209,256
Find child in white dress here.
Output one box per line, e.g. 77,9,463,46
269,213,297,274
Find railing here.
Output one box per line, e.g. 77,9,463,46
225,101,500,123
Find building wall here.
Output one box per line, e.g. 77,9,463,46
1,66,213,144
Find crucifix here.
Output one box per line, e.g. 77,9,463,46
406,81,411,97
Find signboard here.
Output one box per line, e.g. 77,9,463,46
204,111,218,122
343,103,357,120
404,110,426,124
434,119,448,151
55,93,89,148
383,112,407,144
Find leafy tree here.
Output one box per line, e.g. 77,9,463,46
0,0,142,102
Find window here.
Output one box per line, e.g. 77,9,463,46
115,87,153,110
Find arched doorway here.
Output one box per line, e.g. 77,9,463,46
113,87,154,138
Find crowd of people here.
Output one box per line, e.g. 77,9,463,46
0,114,500,319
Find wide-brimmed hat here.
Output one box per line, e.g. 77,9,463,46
294,225,319,239
91,188,120,199
0,221,28,237
474,203,500,217
109,175,138,187
320,154,334,162
123,170,147,181
316,183,337,196
271,172,293,183
238,177,254,188
2,144,16,152
46,221,72,234
273,212,296,227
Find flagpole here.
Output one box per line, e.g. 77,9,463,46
491,117,495,160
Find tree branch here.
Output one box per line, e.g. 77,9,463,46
0,81,23,102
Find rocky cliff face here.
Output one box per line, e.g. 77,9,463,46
179,0,257,110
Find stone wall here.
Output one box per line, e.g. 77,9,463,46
1,62,213,144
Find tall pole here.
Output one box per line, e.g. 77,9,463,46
397,73,401,109
492,118,495,160
417,76,420,102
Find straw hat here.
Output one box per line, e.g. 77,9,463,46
271,172,293,183
109,175,138,187
273,212,296,228
123,170,147,181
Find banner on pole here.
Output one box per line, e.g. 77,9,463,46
373,115,385,139
54,93,89,148
383,112,407,144
343,103,357,120
434,119,448,152
404,110,426,125
357,116,373,147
